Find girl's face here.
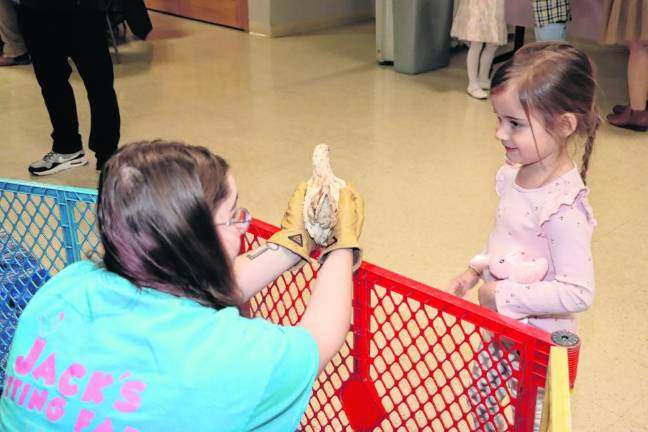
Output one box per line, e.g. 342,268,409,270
214,173,248,263
491,85,564,168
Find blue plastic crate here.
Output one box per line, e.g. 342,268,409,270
0,230,51,387
0,178,99,391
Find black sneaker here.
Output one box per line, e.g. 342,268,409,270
28,151,88,176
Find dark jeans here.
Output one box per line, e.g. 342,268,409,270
16,6,120,168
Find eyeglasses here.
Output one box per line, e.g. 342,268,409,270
215,207,251,230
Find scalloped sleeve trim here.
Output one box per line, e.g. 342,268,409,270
539,186,597,227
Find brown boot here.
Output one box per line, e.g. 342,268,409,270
612,102,648,114
607,106,648,132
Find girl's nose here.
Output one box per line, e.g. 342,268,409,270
495,123,508,141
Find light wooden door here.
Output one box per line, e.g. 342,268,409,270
146,0,181,16
147,0,248,31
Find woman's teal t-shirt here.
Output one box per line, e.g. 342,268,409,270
0,261,319,431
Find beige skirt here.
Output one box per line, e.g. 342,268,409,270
451,0,507,45
604,0,648,44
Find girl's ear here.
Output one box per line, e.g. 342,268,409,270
558,113,578,139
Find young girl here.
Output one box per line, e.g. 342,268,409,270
449,42,599,431
451,0,507,99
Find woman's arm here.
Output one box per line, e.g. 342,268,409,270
298,186,363,373
234,244,301,302
298,249,353,373
237,185,362,373
235,182,316,302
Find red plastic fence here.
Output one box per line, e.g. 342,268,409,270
0,177,572,432
241,219,559,432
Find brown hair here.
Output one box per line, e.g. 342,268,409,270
97,140,241,309
491,42,600,183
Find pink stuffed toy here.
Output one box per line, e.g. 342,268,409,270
469,251,549,284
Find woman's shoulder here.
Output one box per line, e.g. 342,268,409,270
186,311,319,395
15,260,137,327
54,259,100,277
44,260,121,289
222,312,317,352
22,260,104,304
214,312,318,370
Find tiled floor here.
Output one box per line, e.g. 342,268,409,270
1,12,646,430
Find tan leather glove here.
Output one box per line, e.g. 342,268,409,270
319,184,364,271
267,182,317,266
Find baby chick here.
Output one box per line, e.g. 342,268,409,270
304,144,347,246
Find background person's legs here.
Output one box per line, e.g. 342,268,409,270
607,41,648,131
627,41,648,111
69,9,120,170
466,41,488,99
478,42,498,90
16,6,84,158
0,0,29,65
468,340,517,432
467,339,546,431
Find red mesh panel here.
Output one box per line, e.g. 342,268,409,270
242,219,559,432
0,179,569,430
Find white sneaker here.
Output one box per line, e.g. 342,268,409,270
479,79,491,90
28,150,88,176
466,85,488,100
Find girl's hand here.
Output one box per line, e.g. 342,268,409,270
448,268,480,298
478,281,498,311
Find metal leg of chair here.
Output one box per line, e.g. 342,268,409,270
106,15,122,64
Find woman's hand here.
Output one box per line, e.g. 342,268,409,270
266,182,316,263
448,267,480,298
478,281,498,311
319,184,365,270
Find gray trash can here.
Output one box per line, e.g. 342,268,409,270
393,0,454,74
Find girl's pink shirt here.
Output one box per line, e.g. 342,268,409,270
482,164,596,335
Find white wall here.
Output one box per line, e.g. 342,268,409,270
249,0,373,37
248,0,271,35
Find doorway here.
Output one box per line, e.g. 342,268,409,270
146,0,249,31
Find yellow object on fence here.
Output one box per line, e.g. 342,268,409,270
540,346,572,432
